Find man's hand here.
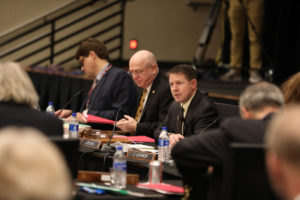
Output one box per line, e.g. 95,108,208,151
116,115,137,132
76,112,88,124
55,109,72,118
169,133,184,147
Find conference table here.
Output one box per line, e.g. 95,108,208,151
72,131,184,200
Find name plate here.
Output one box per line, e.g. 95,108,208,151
126,149,156,162
80,138,101,149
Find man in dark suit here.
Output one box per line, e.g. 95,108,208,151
56,38,137,122
172,82,284,199
116,50,173,137
154,64,219,146
0,61,63,137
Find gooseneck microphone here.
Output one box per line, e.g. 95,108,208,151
198,117,220,135
56,89,85,115
101,105,124,153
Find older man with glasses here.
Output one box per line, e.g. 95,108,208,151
116,50,173,138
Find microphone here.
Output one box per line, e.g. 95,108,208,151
101,105,124,153
198,117,220,135
56,89,84,115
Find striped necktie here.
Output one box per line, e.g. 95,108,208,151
134,89,147,122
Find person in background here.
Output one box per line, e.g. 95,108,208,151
56,38,137,123
116,50,173,137
265,105,300,200
154,64,218,146
0,61,63,136
281,72,300,105
171,81,284,199
0,127,72,200
220,0,264,83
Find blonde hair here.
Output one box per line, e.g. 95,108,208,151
0,127,72,200
0,61,39,108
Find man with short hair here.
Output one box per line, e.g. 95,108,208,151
116,50,173,137
154,64,218,146
172,81,284,199
265,106,300,200
56,38,137,122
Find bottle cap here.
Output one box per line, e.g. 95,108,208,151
72,113,77,117
116,146,123,151
48,101,53,105
162,127,167,131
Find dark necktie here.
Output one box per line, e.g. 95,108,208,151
176,106,184,135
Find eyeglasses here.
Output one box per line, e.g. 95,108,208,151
129,69,145,76
78,56,86,66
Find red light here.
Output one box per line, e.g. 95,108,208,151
129,39,138,50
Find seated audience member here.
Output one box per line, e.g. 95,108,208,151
56,38,137,123
116,50,173,137
266,105,300,200
0,61,63,136
0,127,72,200
172,82,284,199
154,64,218,146
281,72,300,105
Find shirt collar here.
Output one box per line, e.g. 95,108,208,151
181,90,196,117
95,63,110,81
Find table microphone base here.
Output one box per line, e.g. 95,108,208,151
101,143,115,153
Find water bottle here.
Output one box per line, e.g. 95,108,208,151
113,146,127,189
69,113,79,138
46,101,55,115
158,126,169,162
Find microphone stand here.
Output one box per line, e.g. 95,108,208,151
56,89,84,115
100,106,123,153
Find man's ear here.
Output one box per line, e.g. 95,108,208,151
240,106,251,119
89,50,96,59
191,79,197,89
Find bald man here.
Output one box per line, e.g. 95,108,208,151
266,106,300,200
116,50,173,137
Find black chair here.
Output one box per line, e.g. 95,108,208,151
221,143,279,200
50,137,80,178
214,102,240,119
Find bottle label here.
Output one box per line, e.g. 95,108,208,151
158,139,164,147
114,162,127,170
164,139,169,146
69,124,79,132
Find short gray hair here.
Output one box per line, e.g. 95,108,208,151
239,82,284,112
0,61,39,108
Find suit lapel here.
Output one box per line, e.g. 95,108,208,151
139,74,160,121
183,90,200,134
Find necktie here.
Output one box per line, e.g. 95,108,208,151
176,106,184,135
134,89,147,122
86,79,99,109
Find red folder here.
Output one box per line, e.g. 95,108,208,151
137,183,184,194
86,114,115,125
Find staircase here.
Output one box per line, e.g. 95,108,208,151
0,0,126,69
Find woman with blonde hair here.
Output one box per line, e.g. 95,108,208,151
0,61,63,136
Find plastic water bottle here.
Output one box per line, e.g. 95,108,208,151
46,101,55,115
69,113,79,138
158,126,169,162
113,146,127,189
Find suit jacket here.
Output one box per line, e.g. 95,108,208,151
154,89,219,140
135,73,173,137
171,115,273,200
81,66,137,121
0,102,63,137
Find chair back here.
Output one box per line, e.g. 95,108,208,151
214,102,240,119
221,143,279,200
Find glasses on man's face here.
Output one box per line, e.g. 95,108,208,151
130,69,144,76
78,56,86,66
